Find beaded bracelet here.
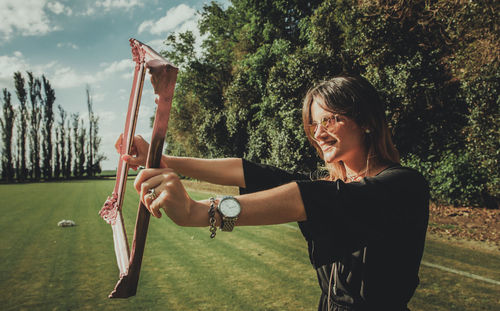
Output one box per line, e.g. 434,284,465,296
208,197,217,238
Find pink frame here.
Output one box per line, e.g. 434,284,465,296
99,38,178,298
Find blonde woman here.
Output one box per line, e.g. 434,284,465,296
117,74,429,311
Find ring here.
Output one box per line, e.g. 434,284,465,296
148,188,158,200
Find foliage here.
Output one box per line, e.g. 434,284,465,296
27,72,42,181
41,75,55,180
13,72,28,182
160,0,498,207
402,152,489,208
0,89,15,181
0,72,105,182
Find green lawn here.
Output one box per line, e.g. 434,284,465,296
0,180,498,310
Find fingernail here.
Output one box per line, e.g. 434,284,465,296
122,154,130,161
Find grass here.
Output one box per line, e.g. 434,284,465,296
0,180,498,310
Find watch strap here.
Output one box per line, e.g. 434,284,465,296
220,216,237,232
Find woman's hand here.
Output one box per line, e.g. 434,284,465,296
134,168,194,225
115,134,167,170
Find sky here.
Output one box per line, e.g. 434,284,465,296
0,0,228,170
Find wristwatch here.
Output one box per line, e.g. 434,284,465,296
217,196,241,232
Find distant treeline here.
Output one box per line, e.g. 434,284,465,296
0,72,105,182
162,1,498,208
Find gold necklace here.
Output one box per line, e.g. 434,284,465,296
345,168,367,182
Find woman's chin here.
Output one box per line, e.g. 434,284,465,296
322,149,339,164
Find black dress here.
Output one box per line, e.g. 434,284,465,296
239,159,429,311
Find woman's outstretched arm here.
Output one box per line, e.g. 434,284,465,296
134,168,306,227
116,134,245,187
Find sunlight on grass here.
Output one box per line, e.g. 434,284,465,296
0,180,498,310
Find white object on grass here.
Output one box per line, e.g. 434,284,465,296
58,220,76,227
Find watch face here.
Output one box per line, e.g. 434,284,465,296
219,197,241,218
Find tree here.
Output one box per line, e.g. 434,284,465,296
41,75,55,180
65,119,72,179
53,127,61,179
161,0,498,207
78,118,86,177
13,72,28,182
71,113,80,177
56,105,67,179
85,86,105,176
0,89,15,181
27,72,42,181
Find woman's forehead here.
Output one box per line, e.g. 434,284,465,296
312,97,338,115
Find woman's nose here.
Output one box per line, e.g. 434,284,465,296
313,125,327,141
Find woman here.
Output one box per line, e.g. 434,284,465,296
116,75,429,311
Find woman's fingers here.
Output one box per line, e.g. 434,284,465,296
148,190,166,218
115,133,123,153
134,168,174,193
135,168,191,223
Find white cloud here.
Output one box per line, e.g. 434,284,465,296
100,59,134,75
138,4,197,35
57,42,79,50
96,0,143,11
0,52,30,88
137,4,206,58
0,0,57,40
49,59,134,89
0,50,134,91
47,1,72,15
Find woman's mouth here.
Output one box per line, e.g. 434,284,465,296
320,140,337,151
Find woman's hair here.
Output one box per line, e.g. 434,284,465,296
302,74,400,181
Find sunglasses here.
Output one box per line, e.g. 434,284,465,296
306,115,340,137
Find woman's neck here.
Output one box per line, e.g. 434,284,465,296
342,155,388,182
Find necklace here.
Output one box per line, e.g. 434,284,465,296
345,168,367,182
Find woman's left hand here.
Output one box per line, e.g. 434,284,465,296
134,168,194,225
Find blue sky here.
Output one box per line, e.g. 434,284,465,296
0,0,227,170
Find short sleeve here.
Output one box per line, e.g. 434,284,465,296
239,159,309,194
296,166,429,257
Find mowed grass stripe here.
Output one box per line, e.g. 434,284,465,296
0,181,101,310
143,216,317,310
409,264,500,311
422,237,500,281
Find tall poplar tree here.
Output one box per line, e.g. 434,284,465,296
57,105,67,179
41,75,55,180
54,127,61,179
0,89,15,181
14,72,28,181
71,113,80,177
86,86,94,176
78,119,86,177
27,72,42,181
85,86,105,176
65,119,72,179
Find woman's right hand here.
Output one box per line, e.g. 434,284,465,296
115,134,153,170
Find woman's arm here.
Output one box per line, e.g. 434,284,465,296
116,134,245,187
164,156,245,188
135,168,306,227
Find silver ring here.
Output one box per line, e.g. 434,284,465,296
148,188,158,200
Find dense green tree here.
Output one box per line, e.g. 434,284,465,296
162,0,498,207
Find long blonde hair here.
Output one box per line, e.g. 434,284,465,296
302,75,400,181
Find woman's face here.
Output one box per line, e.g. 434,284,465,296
310,98,366,165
